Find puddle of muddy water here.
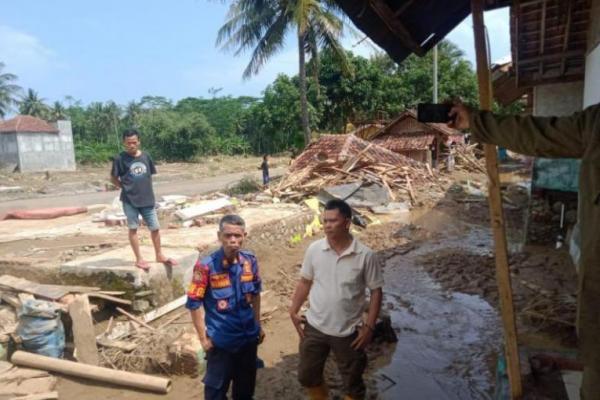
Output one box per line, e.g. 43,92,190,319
375,252,502,400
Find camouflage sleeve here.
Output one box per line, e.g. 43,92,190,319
469,106,595,159
185,260,209,310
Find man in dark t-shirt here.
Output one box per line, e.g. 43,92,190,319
258,154,269,188
110,129,177,271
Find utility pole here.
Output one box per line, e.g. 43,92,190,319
433,44,438,103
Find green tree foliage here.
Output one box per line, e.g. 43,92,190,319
217,0,350,146
37,38,483,163
174,96,259,137
240,74,323,154
0,62,21,119
316,41,479,131
18,88,49,118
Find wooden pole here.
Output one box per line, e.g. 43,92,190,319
470,0,523,398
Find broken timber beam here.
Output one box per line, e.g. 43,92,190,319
69,295,99,365
471,0,522,398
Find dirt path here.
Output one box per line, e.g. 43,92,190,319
55,211,506,400
0,168,284,214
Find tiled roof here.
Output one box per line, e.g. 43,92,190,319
0,115,59,134
372,110,462,139
373,133,436,150
290,134,423,172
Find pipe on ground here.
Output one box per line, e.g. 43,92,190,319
10,351,171,394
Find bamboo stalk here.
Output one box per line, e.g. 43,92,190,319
471,1,522,398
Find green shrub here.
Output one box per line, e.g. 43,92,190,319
75,142,117,165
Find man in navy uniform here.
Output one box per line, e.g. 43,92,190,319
187,214,265,400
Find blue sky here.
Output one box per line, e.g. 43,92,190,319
0,1,511,106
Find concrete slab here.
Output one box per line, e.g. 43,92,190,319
60,203,312,305
0,212,114,243
160,204,306,249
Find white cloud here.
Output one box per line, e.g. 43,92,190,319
0,25,64,78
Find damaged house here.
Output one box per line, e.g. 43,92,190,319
368,110,464,166
0,115,76,172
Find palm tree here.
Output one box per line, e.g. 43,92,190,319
0,62,22,119
49,101,67,121
19,89,49,118
125,100,142,128
217,0,351,146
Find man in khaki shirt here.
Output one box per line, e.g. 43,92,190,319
289,199,384,400
450,102,600,400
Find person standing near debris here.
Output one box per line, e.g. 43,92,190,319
289,199,384,400
110,129,177,271
187,214,265,400
259,154,269,187
449,102,600,400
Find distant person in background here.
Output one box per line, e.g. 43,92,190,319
110,129,177,271
259,154,269,188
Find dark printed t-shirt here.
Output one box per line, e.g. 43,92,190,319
111,151,157,208
261,160,269,174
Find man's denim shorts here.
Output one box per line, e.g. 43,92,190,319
122,202,160,231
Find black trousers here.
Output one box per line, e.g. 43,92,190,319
203,340,258,400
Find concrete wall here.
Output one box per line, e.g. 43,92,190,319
533,81,584,117
0,133,19,171
16,120,76,172
584,45,600,107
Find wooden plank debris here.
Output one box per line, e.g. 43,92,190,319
96,337,138,352
142,295,186,324
69,295,99,365
0,275,99,301
87,292,132,306
116,307,156,331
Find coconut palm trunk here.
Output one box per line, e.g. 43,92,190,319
298,29,311,146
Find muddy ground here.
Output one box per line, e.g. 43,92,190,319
0,155,289,201
2,161,578,399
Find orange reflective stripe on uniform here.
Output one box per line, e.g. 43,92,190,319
187,261,209,300
240,256,254,283
210,273,232,289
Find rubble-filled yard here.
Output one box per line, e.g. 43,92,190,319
0,141,580,399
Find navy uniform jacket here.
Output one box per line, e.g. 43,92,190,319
186,248,262,352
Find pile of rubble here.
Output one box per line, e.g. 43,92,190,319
453,144,487,173
0,272,284,398
274,135,437,205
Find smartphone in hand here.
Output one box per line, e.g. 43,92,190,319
417,103,453,123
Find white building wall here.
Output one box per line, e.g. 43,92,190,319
16,120,76,172
533,81,584,117
584,0,600,107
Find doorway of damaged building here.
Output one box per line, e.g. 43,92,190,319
333,0,598,398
